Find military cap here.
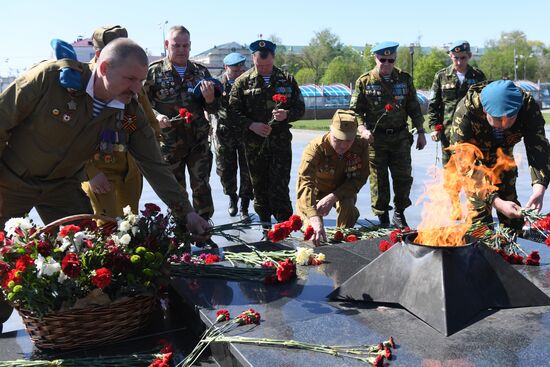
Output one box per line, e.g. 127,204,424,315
193,78,224,102
480,80,523,118
50,39,77,60
92,25,128,50
249,39,276,54
371,41,399,56
223,52,246,66
330,110,358,140
448,40,470,53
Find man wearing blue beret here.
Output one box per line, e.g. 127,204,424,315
450,80,550,232
428,41,486,165
229,40,305,229
211,52,254,220
350,41,426,228
145,25,220,226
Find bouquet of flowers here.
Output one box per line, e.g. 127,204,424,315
0,203,177,317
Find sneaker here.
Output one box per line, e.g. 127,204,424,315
378,212,390,228
228,195,238,217
392,211,409,229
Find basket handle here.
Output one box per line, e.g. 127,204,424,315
32,214,117,238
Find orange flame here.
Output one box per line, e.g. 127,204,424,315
416,143,516,247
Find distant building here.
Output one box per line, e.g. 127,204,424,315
190,42,251,76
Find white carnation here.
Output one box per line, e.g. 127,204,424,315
118,220,131,233
4,217,33,237
123,205,133,216
119,233,131,245
58,271,68,284
295,247,314,265
35,254,61,277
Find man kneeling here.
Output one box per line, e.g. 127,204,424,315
296,110,370,246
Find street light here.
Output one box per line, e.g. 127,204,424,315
513,47,518,81
409,43,415,80
159,20,168,56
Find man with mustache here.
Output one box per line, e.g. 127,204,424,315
0,38,209,329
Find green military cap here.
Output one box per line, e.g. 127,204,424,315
331,109,358,140
92,25,128,50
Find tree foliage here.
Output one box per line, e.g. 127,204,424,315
413,50,449,89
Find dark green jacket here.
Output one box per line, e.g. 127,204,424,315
427,64,486,131
350,67,424,131
228,65,305,131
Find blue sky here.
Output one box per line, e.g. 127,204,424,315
1,0,548,74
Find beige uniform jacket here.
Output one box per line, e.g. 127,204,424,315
0,59,193,215
297,133,370,218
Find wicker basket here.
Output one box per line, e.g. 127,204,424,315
17,214,156,349
18,294,156,349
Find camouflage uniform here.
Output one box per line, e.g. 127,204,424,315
296,133,370,227
428,64,486,164
146,58,219,219
212,73,253,201
229,65,305,223
450,82,550,230
350,67,424,216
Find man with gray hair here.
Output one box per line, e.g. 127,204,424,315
0,38,210,330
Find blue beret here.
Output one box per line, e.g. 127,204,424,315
223,52,246,66
193,78,224,101
249,40,276,54
480,80,523,118
448,40,470,53
371,41,399,56
50,39,77,60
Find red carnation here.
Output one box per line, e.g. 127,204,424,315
546,236,550,247
333,231,344,241
268,222,291,242
178,108,193,124
287,214,303,232
509,253,524,265
272,94,287,104
525,251,540,266
216,309,231,322
59,224,81,238
389,229,402,244
373,355,384,367
379,240,393,253
435,124,444,132
345,234,358,242
37,240,53,257
91,267,112,289
384,346,392,359
303,225,314,241
384,103,393,112
61,253,81,278
276,259,296,283
0,231,4,242
205,254,221,264
15,254,34,271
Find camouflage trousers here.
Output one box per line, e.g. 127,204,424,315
244,128,293,223
161,121,213,219
368,130,413,216
297,191,359,228
214,125,253,200
468,167,523,233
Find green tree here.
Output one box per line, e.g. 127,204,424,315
320,56,363,86
362,44,376,73
301,29,344,84
413,50,449,89
294,68,316,85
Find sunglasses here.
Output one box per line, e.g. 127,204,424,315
378,58,395,64
452,56,468,60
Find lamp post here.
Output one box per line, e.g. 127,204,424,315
513,47,518,81
409,43,415,80
159,20,168,56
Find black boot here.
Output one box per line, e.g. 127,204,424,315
228,195,238,217
392,210,409,229
240,198,251,221
377,212,390,228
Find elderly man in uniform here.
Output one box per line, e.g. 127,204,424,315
81,25,161,219
428,40,486,165
0,38,209,330
296,110,370,246
146,25,219,221
450,80,550,232
350,41,426,228
229,40,305,228
212,52,253,220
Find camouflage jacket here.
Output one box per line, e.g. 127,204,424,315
212,73,236,128
450,82,550,188
228,65,305,132
427,64,486,130
145,58,219,121
297,133,370,218
350,67,424,131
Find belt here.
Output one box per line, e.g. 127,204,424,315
373,125,407,135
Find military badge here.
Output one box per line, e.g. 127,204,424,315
122,113,137,132
384,49,391,56
62,114,71,122
259,41,266,47
67,100,77,110
51,108,60,116
455,47,460,52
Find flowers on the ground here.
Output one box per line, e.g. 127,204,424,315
303,225,314,240
325,226,393,244
0,204,178,316
295,247,325,266
379,240,393,253
346,234,358,242
525,251,540,266
267,215,303,243
333,230,344,241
